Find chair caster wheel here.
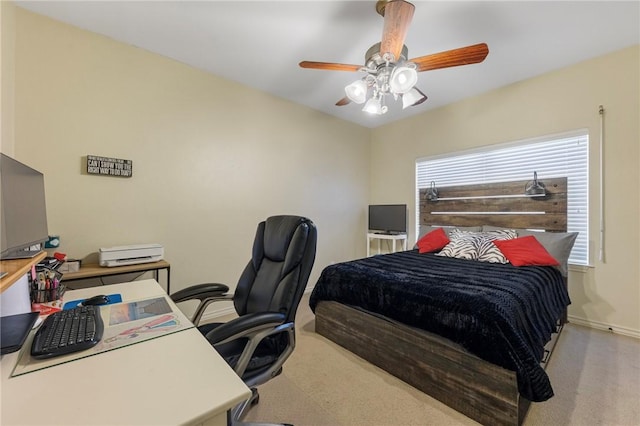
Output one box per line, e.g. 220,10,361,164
250,388,260,406
251,394,260,406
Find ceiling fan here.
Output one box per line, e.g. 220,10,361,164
299,0,489,115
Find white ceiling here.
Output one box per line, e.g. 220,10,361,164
15,1,640,128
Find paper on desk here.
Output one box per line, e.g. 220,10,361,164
11,295,194,377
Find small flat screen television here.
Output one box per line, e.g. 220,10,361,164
368,204,407,234
1,153,49,260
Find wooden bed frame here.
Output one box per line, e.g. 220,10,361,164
314,178,568,426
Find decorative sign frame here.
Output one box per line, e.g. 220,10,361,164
87,155,133,178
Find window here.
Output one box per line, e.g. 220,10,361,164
415,131,589,265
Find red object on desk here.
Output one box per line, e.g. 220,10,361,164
32,301,63,317
53,252,67,261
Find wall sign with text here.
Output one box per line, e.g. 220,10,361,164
87,155,133,178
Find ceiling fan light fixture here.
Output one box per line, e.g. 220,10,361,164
344,79,368,104
362,96,387,115
299,1,490,118
402,87,427,109
389,63,418,94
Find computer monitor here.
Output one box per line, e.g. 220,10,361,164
0,153,49,260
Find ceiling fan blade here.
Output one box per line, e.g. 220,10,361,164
380,0,415,61
299,61,361,72
410,43,489,72
335,97,351,106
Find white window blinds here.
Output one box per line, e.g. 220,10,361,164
415,132,589,265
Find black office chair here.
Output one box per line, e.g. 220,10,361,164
171,215,317,424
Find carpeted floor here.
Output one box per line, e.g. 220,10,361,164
241,294,640,426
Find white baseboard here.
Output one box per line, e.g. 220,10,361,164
568,315,640,340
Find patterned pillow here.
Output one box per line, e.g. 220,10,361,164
434,230,478,260
436,229,517,263
473,230,518,263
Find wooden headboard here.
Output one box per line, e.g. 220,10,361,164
419,177,567,232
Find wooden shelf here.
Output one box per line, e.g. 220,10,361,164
61,260,171,293
61,260,170,280
0,251,47,293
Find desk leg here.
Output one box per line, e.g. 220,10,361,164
153,267,171,294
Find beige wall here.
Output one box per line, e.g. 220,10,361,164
4,3,639,335
3,5,370,309
372,45,640,336
1,1,16,154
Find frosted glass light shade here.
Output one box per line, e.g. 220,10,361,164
362,97,383,114
344,80,368,104
402,87,427,109
389,66,418,94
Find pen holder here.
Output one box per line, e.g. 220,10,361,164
30,269,66,304
31,283,66,304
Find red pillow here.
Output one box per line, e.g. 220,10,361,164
493,236,560,267
417,228,450,254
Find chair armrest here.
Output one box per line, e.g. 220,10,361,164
204,312,286,345
171,283,233,325
170,283,230,303
204,312,292,381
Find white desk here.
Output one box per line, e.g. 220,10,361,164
1,280,251,426
367,232,408,256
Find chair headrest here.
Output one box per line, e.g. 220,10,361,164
238,215,316,318
262,216,309,262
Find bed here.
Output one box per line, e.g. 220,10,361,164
309,178,575,426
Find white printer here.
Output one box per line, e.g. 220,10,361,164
99,243,164,267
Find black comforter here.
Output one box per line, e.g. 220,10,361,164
309,250,570,402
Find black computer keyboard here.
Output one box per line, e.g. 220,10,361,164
31,305,104,359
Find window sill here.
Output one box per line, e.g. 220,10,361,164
568,264,592,273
